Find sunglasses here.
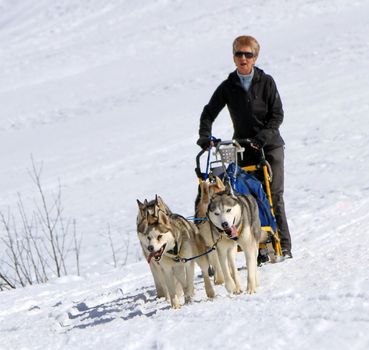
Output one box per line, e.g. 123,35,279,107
234,51,254,59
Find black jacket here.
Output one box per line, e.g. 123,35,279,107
198,67,285,151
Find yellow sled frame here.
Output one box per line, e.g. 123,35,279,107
242,164,282,258
195,140,283,260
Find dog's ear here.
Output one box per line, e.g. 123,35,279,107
223,184,236,199
155,195,165,210
144,199,149,206
154,195,159,217
215,176,226,191
224,183,231,194
154,195,164,217
175,228,184,243
137,218,147,234
201,181,210,203
155,196,170,214
136,201,148,232
137,199,146,212
157,210,170,228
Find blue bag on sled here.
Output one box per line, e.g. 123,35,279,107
226,163,277,233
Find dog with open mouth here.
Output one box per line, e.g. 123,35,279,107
137,196,174,299
137,196,215,309
207,189,263,295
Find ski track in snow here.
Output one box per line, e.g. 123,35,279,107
52,286,162,329
1,0,369,349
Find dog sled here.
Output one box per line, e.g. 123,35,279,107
195,138,283,264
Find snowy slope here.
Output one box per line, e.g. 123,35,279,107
1,0,369,349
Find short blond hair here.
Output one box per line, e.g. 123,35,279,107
232,35,260,59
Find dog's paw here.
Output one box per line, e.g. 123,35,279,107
171,296,181,309
156,292,167,299
184,296,192,304
214,270,225,285
246,285,257,294
206,287,215,299
171,301,181,309
225,280,237,294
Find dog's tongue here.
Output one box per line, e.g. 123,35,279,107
147,249,162,264
230,224,238,238
147,253,154,264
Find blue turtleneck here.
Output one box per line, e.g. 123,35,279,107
237,68,254,91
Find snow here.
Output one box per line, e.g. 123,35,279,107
1,0,369,349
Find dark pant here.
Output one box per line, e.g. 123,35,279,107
239,146,292,252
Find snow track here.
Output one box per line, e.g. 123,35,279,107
52,287,162,330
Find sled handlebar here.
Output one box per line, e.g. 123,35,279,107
236,138,266,159
195,148,208,179
236,138,253,145
195,138,267,179
195,139,245,179
214,139,244,152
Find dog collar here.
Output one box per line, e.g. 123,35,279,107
165,241,188,263
165,241,179,256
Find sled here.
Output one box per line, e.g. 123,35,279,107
195,138,283,263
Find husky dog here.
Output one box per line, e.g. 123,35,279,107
195,176,225,285
207,190,262,294
137,196,172,298
137,196,215,309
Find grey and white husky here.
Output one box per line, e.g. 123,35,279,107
207,190,263,295
137,196,172,299
137,196,215,309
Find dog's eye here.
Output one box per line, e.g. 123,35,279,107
226,208,232,213
214,212,220,216
157,235,163,240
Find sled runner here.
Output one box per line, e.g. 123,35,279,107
195,138,283,263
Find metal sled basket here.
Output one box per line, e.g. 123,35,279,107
195,140,245,181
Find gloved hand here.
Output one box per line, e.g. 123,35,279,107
197,136,212,150
248,138,263,150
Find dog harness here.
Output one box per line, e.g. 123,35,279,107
162,237,222,264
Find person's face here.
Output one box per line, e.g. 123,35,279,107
233,45,256,75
